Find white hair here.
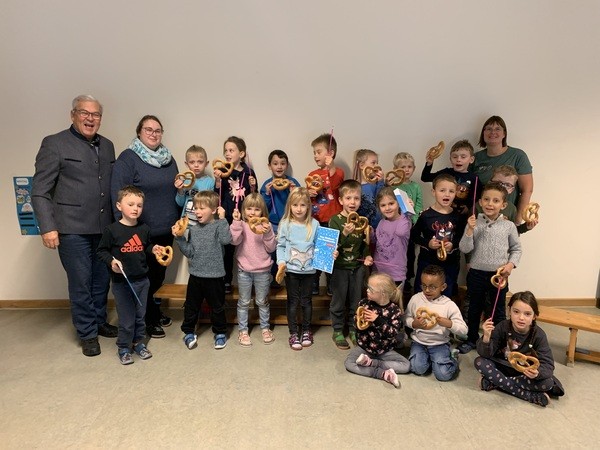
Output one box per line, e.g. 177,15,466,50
71,94,103,114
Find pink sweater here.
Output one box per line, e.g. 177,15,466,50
230,220,277,272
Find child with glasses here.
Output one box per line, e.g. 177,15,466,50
345,273,409,389
479,165,538,234
404,265,467,381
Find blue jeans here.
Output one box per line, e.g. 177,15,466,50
409,341,458,381
237,269,271,331
112,278,149,349
57,234,110,340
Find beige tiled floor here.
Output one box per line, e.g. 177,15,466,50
1,307,599,449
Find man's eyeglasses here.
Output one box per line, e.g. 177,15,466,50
74,109,102,120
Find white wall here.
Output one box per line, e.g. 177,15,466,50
1,0,599,300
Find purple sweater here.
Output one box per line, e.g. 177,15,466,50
373,214,412,282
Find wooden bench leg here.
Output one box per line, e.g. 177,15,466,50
567,327,578,367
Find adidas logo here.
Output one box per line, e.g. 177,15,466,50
121,234,144,253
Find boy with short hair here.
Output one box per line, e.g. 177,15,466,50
390,152,423,296
175,145,215,227
410,174,466,300
458,181,522,353
309,133,345,294
404,264,467,381
260,149,300,284
328,179,373,349
173,190,232,350
97,185,165,364
421,140,480,215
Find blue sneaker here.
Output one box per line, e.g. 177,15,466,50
214,333,227,349
184,333,198,350
133,343,152,360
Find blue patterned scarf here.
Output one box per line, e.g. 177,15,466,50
129,137,172,168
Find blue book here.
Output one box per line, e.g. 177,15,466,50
394,188,416,216
313,227,340,274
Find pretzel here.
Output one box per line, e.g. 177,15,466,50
275,263,286,284
248,217,269,234
522,202,540,224
490,267,507,289
362,166,382,184
212,159,234,178
305,174,324,192
155,246,173,267
426,141,445,161
508,351,540,373
455,184,469,200
272,178,291,191
415,307,438,330
356,306,371,331
175,171,196,189
172,216,189,237
437,243,447,261
384,169,405,186
347,212,368,233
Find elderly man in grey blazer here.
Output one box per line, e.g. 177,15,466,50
32,95,118,356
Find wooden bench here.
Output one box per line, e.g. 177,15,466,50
153,283,334,325
537,306,600,367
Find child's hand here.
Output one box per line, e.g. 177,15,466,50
428,238,442,250
265,181,272,196
249,176,257,190
111,259,122,274
288,180,296,189
333,250,339,259
213,169,223,179
217,207,226,220
523,367,540,379
261,221,272,233
467,214,476,230
443,241,453,252
174,178,185,191
363,307,378,323
232,209,241,221
499,262,514,277
324,154,333,168
407,198,414,208
343,221,355,236
171,224,180,236
308,188,317,198
436,316,452,328
481,317,494,342
411,316,427,329
363,255,374,266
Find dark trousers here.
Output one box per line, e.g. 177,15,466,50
224,244,234,285
465,268,508,343
145,233,173,327
113,278,149,349
330,266,365,332
181,275,227,335
285,272,313,334
58,233,110,340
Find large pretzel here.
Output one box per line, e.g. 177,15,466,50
175,171,196,189
356,306,371,331
155,246,173,267
508,351,540,373
272,178,291,191
212,159,234,178
248,217,269,234
385,169,405,186
490,267,507,289
522,202,540,224
415,307,439,330
426,141,445,161
275,263,286,284
305,174,324,192
362,166,382,184
347,212,369,233
172,216,189,237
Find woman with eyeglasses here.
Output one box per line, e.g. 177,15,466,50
111,115,180,340
471,116,534,221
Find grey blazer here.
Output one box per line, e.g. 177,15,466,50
32,127,115,235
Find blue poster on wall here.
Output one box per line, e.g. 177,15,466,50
14,176,40,235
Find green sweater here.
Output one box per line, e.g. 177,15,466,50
329,213,370,270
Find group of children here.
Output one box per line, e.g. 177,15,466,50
98,131,563,407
